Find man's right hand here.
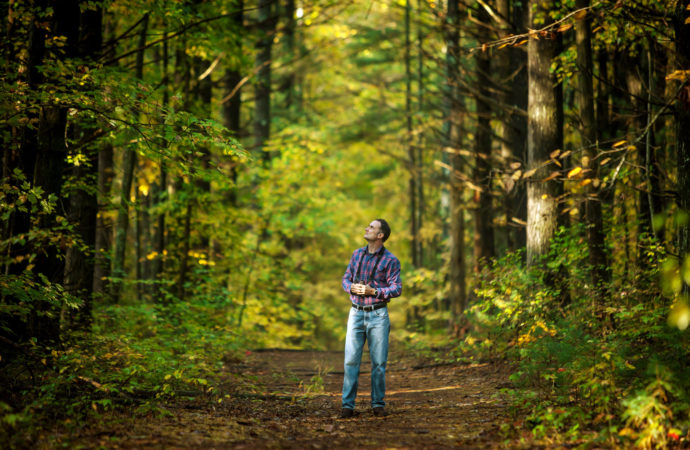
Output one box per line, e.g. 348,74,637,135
351,283,366,296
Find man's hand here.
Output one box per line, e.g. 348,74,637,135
351,283,366,296
351,283,377,297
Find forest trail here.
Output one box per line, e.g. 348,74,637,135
68,348,515,448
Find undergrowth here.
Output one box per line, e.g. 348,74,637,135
0,301,249,447
465,226,690,447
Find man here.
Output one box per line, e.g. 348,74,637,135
340,219,402,418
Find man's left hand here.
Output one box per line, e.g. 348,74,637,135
364,285,377,297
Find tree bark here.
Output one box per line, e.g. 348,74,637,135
575,0,610,292
223,0,244,207
526,0,562,266
63,3,103,330
445,0,467,329
472,6,495,270
255,0,276,159
405,0,419,268
93,143,114,297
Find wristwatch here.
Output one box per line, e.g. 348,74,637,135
373,288,379,297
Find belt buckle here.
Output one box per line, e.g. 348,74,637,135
363,305,374,312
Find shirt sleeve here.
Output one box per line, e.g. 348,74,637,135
342,250,358,294
379,257,402,299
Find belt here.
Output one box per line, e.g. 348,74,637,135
352,302,387,312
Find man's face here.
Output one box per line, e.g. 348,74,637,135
364,220,383,241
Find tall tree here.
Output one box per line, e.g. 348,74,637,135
223,0,244,207
63,2,103,329
445,0,467,330
472,5,495,270
405,0,419,267
575,0,610,291
526,0,562,266
255,0,277,159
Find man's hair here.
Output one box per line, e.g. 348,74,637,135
375,218,391,242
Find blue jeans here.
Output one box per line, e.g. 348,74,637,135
342,306,390,410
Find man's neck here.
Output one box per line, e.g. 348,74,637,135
367,242,383,254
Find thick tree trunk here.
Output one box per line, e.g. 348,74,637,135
526,0,562,266
63,3,103,329
31,0,81,342
445,0,466,329
473,7,494,270
675,0,690,296
575,0,610,292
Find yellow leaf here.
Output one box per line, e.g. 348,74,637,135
549,149,561,159
612,140,627,148
523,168,537,179
580,179,592,187
541,194,549,199
544,171,560,182
574,9,587,20
557,24,572,33
600,157,611,166
568,167,583,178
569,208,579,216
686,17,690,24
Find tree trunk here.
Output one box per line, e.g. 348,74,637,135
283,0,296,112
473,7,494,270
31,0,81,343
675,0,690,296
255,0,276,158
111,13,148,303
526,0,562,266
416,0,425,267
150,34,170,302
575,0,610,292
93,143,114,297
63,3,103,330
445,0,466,329
223,0,244,207
405,0,419,268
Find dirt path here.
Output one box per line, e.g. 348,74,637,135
66,349,514,448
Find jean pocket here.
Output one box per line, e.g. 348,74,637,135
374,307,388,317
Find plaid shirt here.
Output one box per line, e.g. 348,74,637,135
342,246,402,306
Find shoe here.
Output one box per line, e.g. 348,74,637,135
340,408,354,419
373,407,387,417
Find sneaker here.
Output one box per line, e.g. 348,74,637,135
340,408,354,419
373,407,387,417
